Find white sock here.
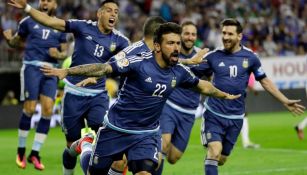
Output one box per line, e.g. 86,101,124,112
298,117,307,130
63,166,74,175
241,117,251,146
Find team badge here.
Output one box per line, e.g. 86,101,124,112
206,132,212,140
114,51,126,61
93,155,99,165
116,58,129,69
242,58,248,68
25,91,29,98
171,77,176,88
110,42,116,52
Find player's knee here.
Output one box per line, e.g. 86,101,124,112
111,159,127,171
162,141,171,153
167,154,181,164
218,156,227,166
128,159,156,175
41,107,53,117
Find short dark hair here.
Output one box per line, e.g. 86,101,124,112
221,18,243,34
143,16,166,37
154,22,182,44
99,0,119,8
181,21,196,29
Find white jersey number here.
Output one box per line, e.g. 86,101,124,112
94,44,104,57
42,29,50,40
152,83,166,97
229,65,238,78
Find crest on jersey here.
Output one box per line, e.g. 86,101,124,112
171,77,176,88
114,51,126,61
242,58,248,68
206,132,212,140
110,42,116,52
116,58,129,69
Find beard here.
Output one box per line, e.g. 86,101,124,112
181,41,194,52
223,39,237,52
162,51,179,67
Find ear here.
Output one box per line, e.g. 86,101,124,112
238,33,243,41
154,43,161,53
97,10,101,19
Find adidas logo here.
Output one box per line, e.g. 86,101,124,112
218,62,225,67
33,24,39,29
145,77,152,83
86,35,92,40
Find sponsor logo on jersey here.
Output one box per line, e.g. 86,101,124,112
145,77,152,83
242,58,248,68
218,62,225,67
86,35,92,40
110,42,116,52
33,24,39,29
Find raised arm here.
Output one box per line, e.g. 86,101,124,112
49,43,68,60
260,77,305,116
3,29,23,48
195,80,241,100
8,0,66,31
41,63,113,79
179,48,209,65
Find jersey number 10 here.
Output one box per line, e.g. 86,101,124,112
229,65,238,78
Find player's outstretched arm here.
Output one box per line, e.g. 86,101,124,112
49,43,68,60
3,29,23,48
179,48,209,65
260,77,305,116
8,0,66,31
196,80,241,99
41,63,113,79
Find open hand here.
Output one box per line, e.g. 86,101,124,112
3,29,13,41
76,77,98,87
189,48,209,64
40,65,67,80
8,0,27,9
225,94,241,100
284,99,305,116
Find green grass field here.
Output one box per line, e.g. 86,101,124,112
0,111,306,175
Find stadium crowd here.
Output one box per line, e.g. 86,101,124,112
0,0,306,65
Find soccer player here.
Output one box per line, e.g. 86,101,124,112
154,21,212,175
3,0,68,170
41,22,241,175
241,73,260,148
8,0,130,174
200,18,305,175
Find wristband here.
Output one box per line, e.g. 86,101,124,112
24,4,32,13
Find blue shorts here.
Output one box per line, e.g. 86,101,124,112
201,110,243,156
160,104,195,152
61,91,109,141
20,64,57,101
89,127,161,169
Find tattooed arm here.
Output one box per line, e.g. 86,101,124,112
41,63,113,80
195,80,241,100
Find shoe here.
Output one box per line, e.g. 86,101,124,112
27,155,45,170
243,142,260,149
295,126,304,140
70,133,95,156
16,154,26,169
